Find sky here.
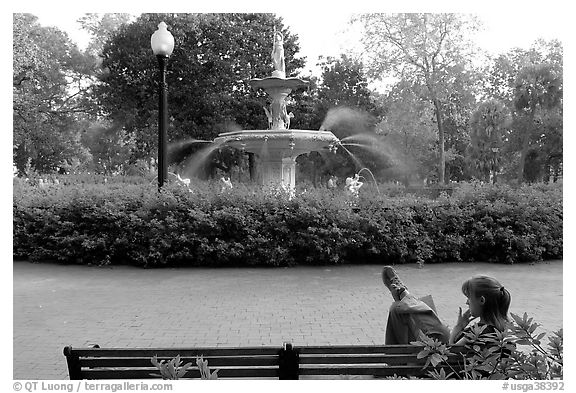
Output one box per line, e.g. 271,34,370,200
27,1,568,78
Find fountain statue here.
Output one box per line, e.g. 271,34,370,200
214,28,339,188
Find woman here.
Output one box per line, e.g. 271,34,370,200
450,275,511,345
383,266,511,346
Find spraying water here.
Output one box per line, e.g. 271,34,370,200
337,143,365,169
320,107,377,137
180,139,228,179
357,167,380,195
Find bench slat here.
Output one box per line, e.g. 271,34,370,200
80,356,278,368
297,345,467,355
299,355,421,365
81,367,279,379
299,354,464,366
299,365,428,377
70,347,279,357
298,345,423,355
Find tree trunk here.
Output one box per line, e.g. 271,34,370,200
553,163,560,182
517,111,535,183
433,99,446,184
543,156,551,183
517,137,531,183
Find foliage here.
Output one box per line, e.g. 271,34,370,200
482,40,563,183
150,354,218,380
356,13,481,184
196,356,219,380
316,54,380,114
512,63,562,182
13,13,95,174
150,355,193,379
482,40,562,106
80,120,135,175
96,13,305,164
377,80,438,185
413,312,563,380
467,100,510,182
440,67,480,182
13,178,562,267
13,13,563,186
295,55,384,184
78,13,133,58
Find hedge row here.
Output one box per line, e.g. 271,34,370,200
13,180,563,267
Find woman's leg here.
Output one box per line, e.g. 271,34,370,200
385,299,413,344
385,293,450,344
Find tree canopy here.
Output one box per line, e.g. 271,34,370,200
13,13,93,173
95,13,305,162
12,12,563,185
356,13,481,184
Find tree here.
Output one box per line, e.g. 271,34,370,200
482,40,563,182
482,39,562,105
513,63,562,182
439,64,480,182
316,55,378,114
356,13,481,184
377,80,437,185
95,13,305,172
13,13,93,173
295,55,385,185
468,100,510,183
80,120,134,175
78,13,133,58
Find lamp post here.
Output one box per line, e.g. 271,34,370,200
151,22,175,189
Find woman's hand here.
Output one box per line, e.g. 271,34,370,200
449,307,475,345
455,307,472,331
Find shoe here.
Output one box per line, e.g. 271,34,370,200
382,266,408,301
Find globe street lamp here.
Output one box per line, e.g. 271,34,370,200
151,22,175,189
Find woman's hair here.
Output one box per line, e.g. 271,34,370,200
461,275,511,331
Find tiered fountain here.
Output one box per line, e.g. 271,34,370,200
214,29,339,188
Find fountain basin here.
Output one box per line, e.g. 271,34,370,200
215,129,338,156
249,77,309,90
214,129,339,187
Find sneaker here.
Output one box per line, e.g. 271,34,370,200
382,266,408,301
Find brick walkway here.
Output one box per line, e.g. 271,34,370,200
13,260,563,380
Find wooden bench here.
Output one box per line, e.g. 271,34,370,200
64,342,468,380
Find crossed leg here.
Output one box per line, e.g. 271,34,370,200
382,266,450,345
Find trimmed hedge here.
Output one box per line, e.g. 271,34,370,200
13,179,562,267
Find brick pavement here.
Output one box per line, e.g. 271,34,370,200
13,260,563,380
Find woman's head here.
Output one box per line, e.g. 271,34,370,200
461,275,511,331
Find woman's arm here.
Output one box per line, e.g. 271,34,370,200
449,307,472,345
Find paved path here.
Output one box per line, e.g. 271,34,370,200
13,260,563,380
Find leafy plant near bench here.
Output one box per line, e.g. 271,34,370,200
412,312,563,380
150,355,219,380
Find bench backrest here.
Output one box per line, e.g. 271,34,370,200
64,343,467,380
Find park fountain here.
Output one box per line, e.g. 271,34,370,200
213,29,339,188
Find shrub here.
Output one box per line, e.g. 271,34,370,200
13,179,562,267
413,312,563,380
150,355,219,380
